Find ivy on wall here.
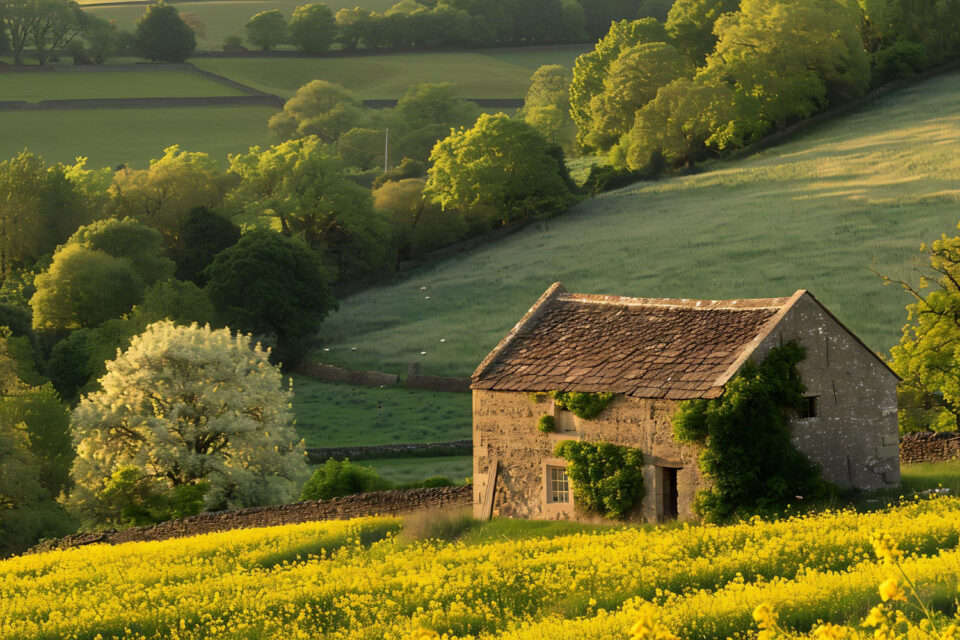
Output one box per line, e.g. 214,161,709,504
529,390,616,419
672,341,830,522
554,440,645,519
537,415,555,433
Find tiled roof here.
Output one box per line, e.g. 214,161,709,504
471,283,802,400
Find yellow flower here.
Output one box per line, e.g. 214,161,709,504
813,622,850,639
862,605,889,628
753,603,779,629
878,578,908,603
406,631,441,640
871,532,903,564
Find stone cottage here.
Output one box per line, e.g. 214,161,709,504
471,283,900,522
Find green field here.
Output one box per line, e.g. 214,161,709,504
1,105,275,168
82,0,397,50
318,71,960,376
365,455,473,483
0,70,246,102
289,375,470,448
192,47,588,99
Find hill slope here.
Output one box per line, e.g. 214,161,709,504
320,71,960,376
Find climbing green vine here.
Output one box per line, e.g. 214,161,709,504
554,440,645,519
537,415,555,433
672,341,830,522
529,390,616,419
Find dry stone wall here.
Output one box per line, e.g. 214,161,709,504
30,485,472,554
900,431,960,464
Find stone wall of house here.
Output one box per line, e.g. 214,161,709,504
900,431,960,464
30,486,472,554
750,294,901,490
472,390,707,523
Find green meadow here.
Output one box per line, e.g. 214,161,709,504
319,70,960,376
289,374,470,448
0,70,245,102
365,455,473,483
192,47,588,99
82,0,398,50
0,105,275,168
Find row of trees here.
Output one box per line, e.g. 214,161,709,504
553,0,960,176
239,0,675,52
0,0,199,64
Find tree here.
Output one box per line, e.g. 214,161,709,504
583,41,691,150
81,14,119,63
337,127,385,170
622,77,761,171
267,80,366,142
289,3,335,51
665,0,740,62
0,382,73,498
373,177,466,261
30,0,83,65
885,231,960,432
30,244,144,331
578,0,638,38
169,207,241,285
334,7,371,49
110,145,231,242
66,217,175,286
569,18,669,150
134,1,196,62
425,113,578,223
67,321,309,527
0,424,73,556
704,0,870,129
1,0,37,64
520,64,572,114
228,137,393,281
0,152,94,279
245,9,287,50
204,230,337,363
395,82,480,131
30,218,173,331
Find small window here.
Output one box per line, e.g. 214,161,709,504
798,395,818,419
547,466,570,503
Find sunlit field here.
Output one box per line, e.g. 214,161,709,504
192,47,589,99
4,487,960,639
289,374,470,448
0,70,246,102
365,455,473,483
0,105,275,168
320,71,960,375
82,0,398,49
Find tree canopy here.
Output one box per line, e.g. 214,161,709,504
245,9,287,50
267,80,364,142
68,321,309,527
134,1,196,62
289,3,336,52
203,229,338,363
425,113,578,223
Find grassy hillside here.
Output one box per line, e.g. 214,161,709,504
83,0,397,49
0,70,246,101
193,47,589,99
0,105,275,168
289,375,470,448
4,483,959,639
319,71,960,376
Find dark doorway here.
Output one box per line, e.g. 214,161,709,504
661,467,679,520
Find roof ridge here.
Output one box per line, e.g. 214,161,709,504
559,292,793,310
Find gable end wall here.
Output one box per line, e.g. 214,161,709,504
749,294,900,490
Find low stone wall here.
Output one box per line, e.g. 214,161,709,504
306,439,472,463
29,485,473,554
900,431,960,464
405,363,471,392
293,361,399,386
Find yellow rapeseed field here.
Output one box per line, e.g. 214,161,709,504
2,498,960,640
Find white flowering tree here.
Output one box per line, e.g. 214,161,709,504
68,321,309,527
